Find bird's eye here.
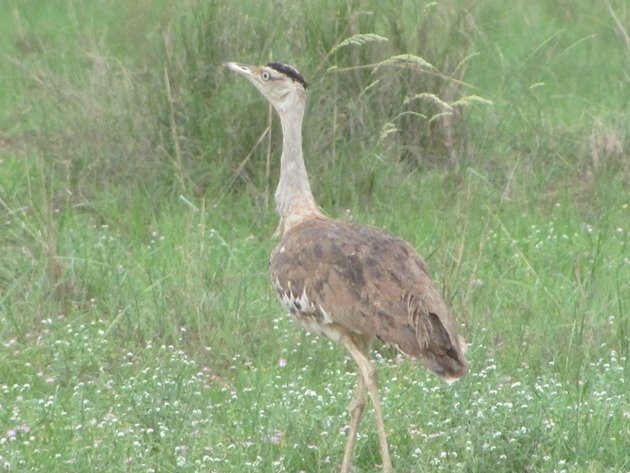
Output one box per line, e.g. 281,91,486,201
262,71,270,81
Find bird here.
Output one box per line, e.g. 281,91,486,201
223,61,469,473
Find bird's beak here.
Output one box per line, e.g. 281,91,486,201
223,62,254,78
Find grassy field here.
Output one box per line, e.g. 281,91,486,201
0,0,628,471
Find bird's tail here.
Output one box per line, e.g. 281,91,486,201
437,335,469,384
413,310,469,383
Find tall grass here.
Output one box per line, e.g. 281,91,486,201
0,0,628,471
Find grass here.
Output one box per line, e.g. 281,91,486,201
0,0,628,471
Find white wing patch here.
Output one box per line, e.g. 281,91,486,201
274,278,341,341
319,306,333,324
277,285,317,315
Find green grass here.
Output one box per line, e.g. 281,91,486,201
0,0,628,471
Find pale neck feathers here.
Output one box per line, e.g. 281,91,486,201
275,106,324,235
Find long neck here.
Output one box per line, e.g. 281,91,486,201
275,106,322,234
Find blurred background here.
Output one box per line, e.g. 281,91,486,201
0,0,627,471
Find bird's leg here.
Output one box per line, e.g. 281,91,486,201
341,335,393,473
340,370,366,473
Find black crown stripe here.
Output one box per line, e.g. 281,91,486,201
267,62,308,89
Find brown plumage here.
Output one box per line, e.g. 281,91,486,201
224,61,468,473
270,217,468,381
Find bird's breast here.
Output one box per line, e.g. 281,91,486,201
290,312,344,342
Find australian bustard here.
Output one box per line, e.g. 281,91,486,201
224,61,469,473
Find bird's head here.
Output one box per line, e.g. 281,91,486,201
223,61,308,115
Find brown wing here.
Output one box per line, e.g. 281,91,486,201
269,217,468,380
